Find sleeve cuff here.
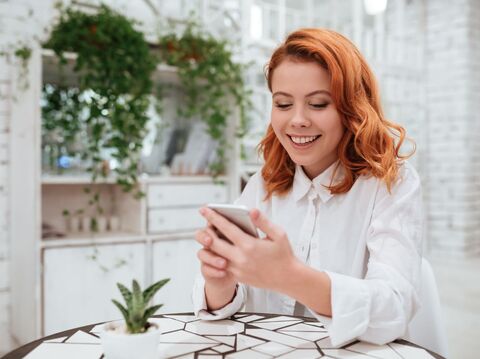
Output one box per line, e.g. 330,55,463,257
192,275,245,320
309,271,371,347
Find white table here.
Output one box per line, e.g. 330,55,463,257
3,312,445,358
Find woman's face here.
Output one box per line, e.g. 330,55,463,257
270,59,344,179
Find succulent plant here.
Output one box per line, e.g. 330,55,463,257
112,278,170,334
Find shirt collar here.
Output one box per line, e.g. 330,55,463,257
292,161,344,203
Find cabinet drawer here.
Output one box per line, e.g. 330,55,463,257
148,208,205,233
147,183,228,208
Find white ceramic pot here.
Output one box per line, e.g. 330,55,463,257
69,216,80,232
96,216,108,232
100,321,161,359
109,216,120,231
81,216,91,232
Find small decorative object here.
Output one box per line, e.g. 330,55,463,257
62,209,84,233
69,216,80,232
108,216,120,231
81,216,91,232
96,216,108,232
100,279,169,359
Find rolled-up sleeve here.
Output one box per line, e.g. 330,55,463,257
312,164,423,346
192,275,247,319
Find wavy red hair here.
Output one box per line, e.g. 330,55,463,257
259,28,414,199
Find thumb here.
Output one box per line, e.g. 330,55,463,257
250,209,284,241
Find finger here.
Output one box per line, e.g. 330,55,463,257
199,207,249,246
197,248,227,269
208,230,239,263
201,263,226,278
250,208,285,241
194,229,213,248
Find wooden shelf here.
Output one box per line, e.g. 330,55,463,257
41,174,229,185
42,48,182,86
41,175,117,185
41,231,146,248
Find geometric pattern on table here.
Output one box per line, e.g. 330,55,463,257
22,313,438,359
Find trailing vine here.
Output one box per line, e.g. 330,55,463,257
44,4,156,198
157,19,252,176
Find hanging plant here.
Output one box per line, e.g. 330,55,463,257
44,4,157,198
157,18,252,176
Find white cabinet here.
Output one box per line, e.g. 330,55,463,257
146,181,228,233
147,183,228,207
43,242,147,335
148,207,204,233
152,238,201,313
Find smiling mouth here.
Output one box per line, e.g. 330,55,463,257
288,135,321,145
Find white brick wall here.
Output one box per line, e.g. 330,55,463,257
425,0,480,255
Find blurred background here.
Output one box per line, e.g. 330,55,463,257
0,0,478,357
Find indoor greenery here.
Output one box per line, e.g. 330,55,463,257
157,18,252,176
44,4,157,199
112,278,170,334
42,5,252,216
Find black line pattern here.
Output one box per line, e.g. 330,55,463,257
19,313,440,359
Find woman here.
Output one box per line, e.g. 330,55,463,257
192,28,423,347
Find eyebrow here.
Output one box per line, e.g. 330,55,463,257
272,90,331,98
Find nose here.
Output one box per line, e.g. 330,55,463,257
290,107,311,128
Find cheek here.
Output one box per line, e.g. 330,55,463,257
270,111,286,137
322,112,344,137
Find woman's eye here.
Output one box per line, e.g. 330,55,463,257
310,103,328,109
275,104,292,109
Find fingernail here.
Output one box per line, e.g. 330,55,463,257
199,208,206,215
203,235,211,245
217,259,225,267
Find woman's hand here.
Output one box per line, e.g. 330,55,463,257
199,207,300,292
195,225,236,287
195,225,237,310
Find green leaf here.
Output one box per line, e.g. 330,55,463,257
111,299,129,322
143,278,170,304
143,304,163,321
131,279,145,321
116,283,132,308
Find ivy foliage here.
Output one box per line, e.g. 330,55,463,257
157,19,252,175
44,5,156,196
43,5,252,195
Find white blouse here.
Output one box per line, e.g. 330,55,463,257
192,160,423,346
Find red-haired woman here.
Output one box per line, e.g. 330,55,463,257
193,28,423,348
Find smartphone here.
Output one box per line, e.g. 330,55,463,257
206,203,259,238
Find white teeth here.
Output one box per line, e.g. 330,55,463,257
290,135,319,144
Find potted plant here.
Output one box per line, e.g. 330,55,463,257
100,278,169,359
